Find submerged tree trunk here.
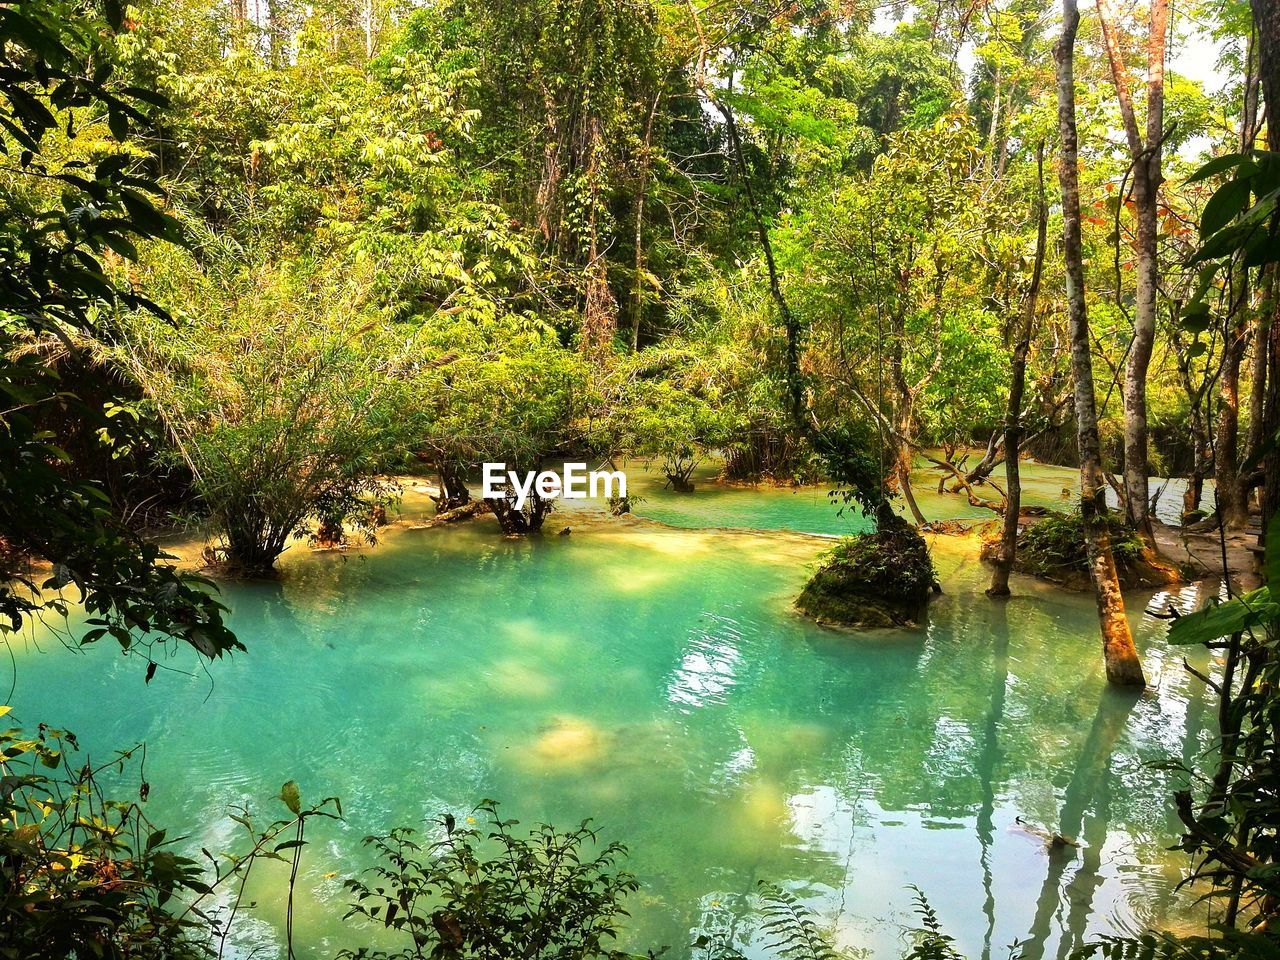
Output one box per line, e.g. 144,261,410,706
1095,0,1169,543
1057,0,1146,687
990,143,1048,597
489,490,553,534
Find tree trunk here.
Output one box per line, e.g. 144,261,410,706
1246,275,1269,490
990,142,1048,597
986,65,1003,172
1095,0,1169,543
1123,161,1158,537
434,462,472,512
1218,324,1251,527
1177,344,1212,518
582,116,617,352
716,84,804,432
629,97,658,350
1264,273,1280,532
898,455,928,528
1057,0,1146,687
1215,39,1260,530
1251,0,1280,144
889,307,928,528
1255,0,1280,530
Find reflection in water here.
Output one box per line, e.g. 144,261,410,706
976,600,1011,960
667,615,745,710
7,515,1216,959
1022,689,1139,960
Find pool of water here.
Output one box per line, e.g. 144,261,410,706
8,483,1222,960
617,457,1198,535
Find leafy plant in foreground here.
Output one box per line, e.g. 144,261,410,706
755,883,842,960
339,800,646,960
0,713,340,960
0,0,239,663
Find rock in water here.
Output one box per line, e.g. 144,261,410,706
795,511,935,629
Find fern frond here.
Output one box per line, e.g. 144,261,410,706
904,887,963,960
756,881,840,960
1071,932,1280,960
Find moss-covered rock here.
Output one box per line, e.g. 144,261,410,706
980,509,1175,590
796,513,936,629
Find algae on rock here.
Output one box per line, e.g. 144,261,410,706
796,511,936,629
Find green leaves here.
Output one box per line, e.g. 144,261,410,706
1200,177,1252,238
279,780,302,815
1185,150,1280,271
755,882,841,960
339,800,641,960
1167,586,1278,646
1168,520,1280,647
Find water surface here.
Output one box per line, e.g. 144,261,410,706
9,480,1221,960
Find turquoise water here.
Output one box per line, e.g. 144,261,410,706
8,481,1222,960
618,458,1196,534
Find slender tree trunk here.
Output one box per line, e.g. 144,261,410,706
986,66,1004,172
897,426,928,528
536,89,561,244
1216,40,1260,529
1255,0,1280,530
1057,0,1146,687
1264,272,1280,532
1124,161,1158,536
716,84,804,431
1176,342,1212,518
1247,283,1269,491
582,115,617,352
1252,0,1280,141
889,307,928,528
1218,324,1250,527
629,98,659,350
990,143,1048,597
1095,0,1169,543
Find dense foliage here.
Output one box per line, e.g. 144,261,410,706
340,802,642,960
992,511,1145,583
3,0,1280,956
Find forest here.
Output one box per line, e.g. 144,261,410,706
1,0,1279,956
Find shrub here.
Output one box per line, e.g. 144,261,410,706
112,259,414,574
1014,511,1144,580
0,717,339,960
340,800,643,960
